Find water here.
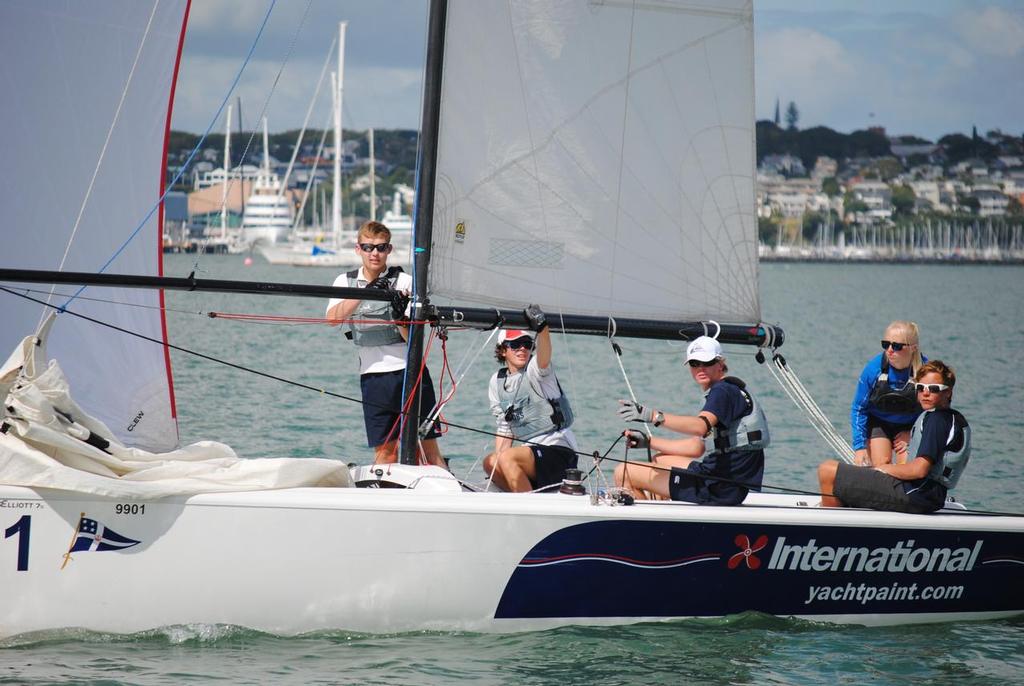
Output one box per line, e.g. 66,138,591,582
3,258,1023,684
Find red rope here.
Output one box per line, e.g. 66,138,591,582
207,311,430,326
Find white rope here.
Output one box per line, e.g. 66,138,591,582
606,320,652,438
765,353,856,464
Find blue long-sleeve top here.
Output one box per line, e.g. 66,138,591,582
850,352,924,451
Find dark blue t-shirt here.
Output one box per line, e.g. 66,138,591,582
903,408,955,510
670,379,765,505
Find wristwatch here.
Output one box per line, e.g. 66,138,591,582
653,411,665,427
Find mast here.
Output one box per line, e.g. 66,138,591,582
221,103,232,239
332,21,347,241
236,96,245,220
398,0,447,465
368,127,376,221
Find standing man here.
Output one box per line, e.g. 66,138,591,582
326,220,445,466
484,305,578,492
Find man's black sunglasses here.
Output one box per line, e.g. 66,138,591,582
359,242,392,253
505,339,534,351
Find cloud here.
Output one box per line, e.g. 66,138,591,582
755,27,858,126
958,5,1024,57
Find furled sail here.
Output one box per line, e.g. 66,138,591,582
0,1,189,450
429,0,759,325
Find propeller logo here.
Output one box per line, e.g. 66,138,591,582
728,533,769,570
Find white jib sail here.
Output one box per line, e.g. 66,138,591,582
429,0,760,325
0,1,188,451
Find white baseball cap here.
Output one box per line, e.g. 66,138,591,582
499,329,536,344
685,336,722,363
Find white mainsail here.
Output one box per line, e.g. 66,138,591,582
0,1,188,450
429,0,759,324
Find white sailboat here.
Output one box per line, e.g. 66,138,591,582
1,0,1023,640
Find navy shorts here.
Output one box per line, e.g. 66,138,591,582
360,367,442,448
832,462,933,513
528,444,577,490
668,463,748,506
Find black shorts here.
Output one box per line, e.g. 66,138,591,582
528,444,577,490
832,462,935,513
359,367,441,448
867,415,913,442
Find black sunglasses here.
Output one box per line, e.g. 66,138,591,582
688,359,718,368
881,340,908,352
505,339,534,351
358,242,392,253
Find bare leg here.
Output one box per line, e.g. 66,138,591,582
615,456,697,500
818,460,843,507
420,438,446,469
891,430,911,464
484,446,537,493
867,435,894,466
374,440,398,464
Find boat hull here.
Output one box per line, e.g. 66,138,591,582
2,485,1022,637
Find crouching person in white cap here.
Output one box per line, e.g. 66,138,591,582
614,335,769,505
483,304,578,492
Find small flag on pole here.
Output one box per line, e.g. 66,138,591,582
62,513,141,569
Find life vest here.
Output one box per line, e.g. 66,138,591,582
345,266,405,347
493,365,574,442
868,358,921,415
703,377,771,455
904,408,971,490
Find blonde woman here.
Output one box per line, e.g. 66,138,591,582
850,320,925,466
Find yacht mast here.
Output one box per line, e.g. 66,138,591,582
221,103,232,239
369,127,376,222
332,21,347,241
399,0,448,465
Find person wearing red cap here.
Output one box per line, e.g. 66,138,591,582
483,305,578,492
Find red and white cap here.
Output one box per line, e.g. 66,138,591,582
499,329,536,344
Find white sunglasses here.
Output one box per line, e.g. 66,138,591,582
915,383,949,393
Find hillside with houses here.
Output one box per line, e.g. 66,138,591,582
163,123,1024,262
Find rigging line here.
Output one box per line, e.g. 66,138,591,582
291,106,334,230
277,30,337,200
610,0,638,310
217,0,314,220
7,286,205,318
46,0,162,324
60,0,280,312
3,285,847,502
766,353,854,463
606,320,652,438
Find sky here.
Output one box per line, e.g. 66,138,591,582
172,0,1024,141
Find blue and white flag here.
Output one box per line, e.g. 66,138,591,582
68,516,141,553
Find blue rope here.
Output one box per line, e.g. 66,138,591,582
60,0,278,312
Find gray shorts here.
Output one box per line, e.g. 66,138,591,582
832,462,930,514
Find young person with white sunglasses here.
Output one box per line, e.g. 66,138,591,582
821,360,970,513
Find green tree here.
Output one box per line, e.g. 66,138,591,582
891,184,916,218
821,177,841,197
785,101,799,131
